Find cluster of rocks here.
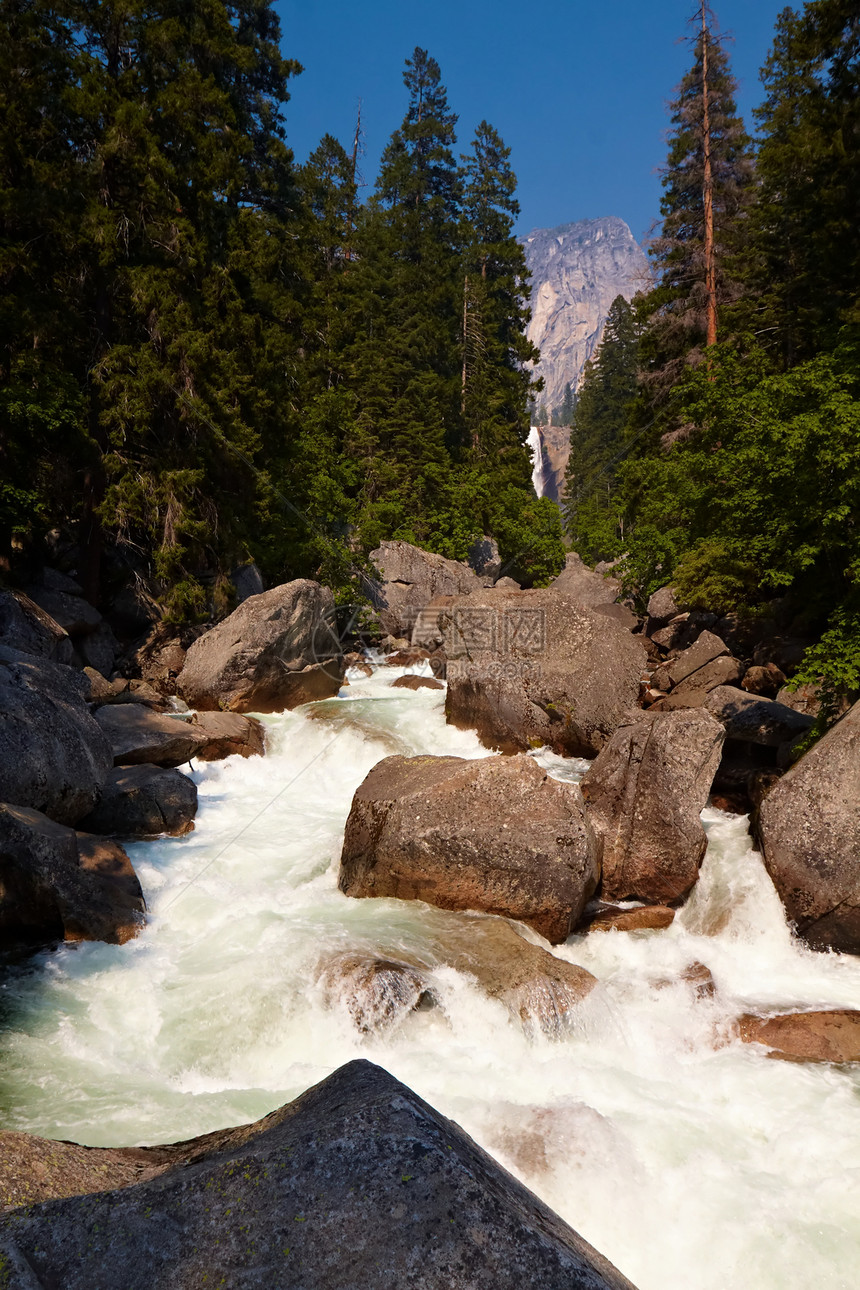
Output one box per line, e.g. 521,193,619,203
336,544,860,1062
336,708,723,945
0,576,330,954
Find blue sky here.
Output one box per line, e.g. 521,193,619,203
275,0,789,244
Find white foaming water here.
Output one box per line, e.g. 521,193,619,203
1,666,859,1289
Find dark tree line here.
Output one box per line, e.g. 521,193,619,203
0,8,563,620
564,0,860,708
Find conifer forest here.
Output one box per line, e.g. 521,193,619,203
0,0,858,694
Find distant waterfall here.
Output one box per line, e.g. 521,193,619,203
527,425,546,498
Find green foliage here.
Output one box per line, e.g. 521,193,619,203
792,604,860,722
0,20,577,620
564,296,638,563
631,16,754,441
740,0,860,366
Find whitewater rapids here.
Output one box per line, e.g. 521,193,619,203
1,665,859,1289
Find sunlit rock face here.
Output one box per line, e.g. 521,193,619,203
522,217,648,414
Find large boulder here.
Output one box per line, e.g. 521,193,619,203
549,552,621,606
651,630,728,690
0,1060,637,1290
177,579,344,713
339,753,599,943
756,700,860,953
94,705,208,767
0,804,145,948
704,685,815,746
78,765,198,838
651,655,744,710
0,587,72,662
77,619,120,675
0,651,112,824
368,540,484,638
645,585,680,634
25,585,102,637
441,588,646,756
580,709,725,903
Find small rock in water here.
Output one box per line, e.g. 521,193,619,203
391,674,443,691
585,905,676,933
318,954,430,1035
737,1010,860,1063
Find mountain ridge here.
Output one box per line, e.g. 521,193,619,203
521,216,649,415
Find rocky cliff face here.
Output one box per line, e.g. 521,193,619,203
522,217,648,414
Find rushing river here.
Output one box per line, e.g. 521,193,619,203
1,665,859,1289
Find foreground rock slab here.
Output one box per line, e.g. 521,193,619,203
178,579,344,713
0,1060,636,1290
442,589,645,757
756,699,860,953
580,710,724,903
0,804,145,948
339,754,598,943
738,1010,860,1063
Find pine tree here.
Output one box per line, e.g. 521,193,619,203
564,296,639,561
636,4,754,438
0,0,89,572
60,0,303,617
459,121,537,467
345,48,465,552
742,0,860,367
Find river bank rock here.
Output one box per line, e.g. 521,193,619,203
190,710,265,760
177,579,344,713
704,686,814,746
367,540,484,638
0,804,144,948
0,1060,637,1290
339,753,598,943
78,766,198,838
738,1010,860,1063
0,588,73,663
0,650,112,824
756,699,860,953
442,589,645,757
580,709,724,903
94,705,208,768
549,552,621,607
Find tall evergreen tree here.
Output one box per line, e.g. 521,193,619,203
345,48,465,551
61,0,303,616
459,121,537,467
636,5,754,439
741,0,860,367
563,296,639,561
0,0,87,571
